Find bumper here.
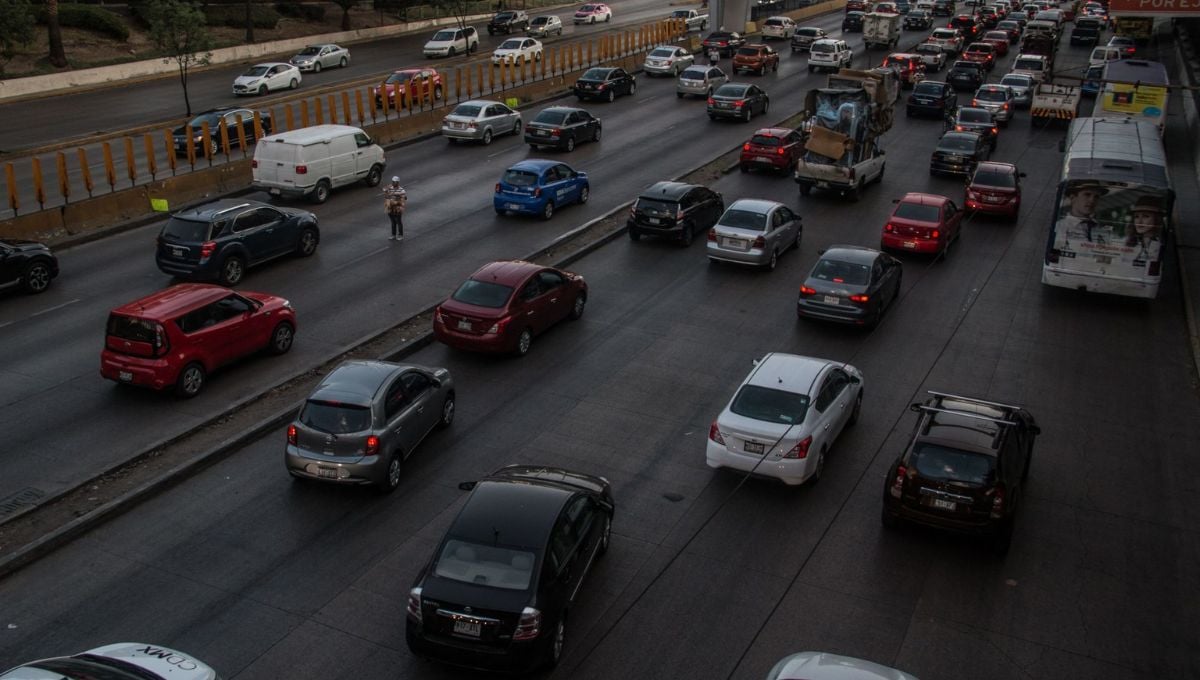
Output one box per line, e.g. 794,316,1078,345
883,495,1000,536
644,62,679,75
100,353,175,391
677,84,710,96
434,319,516,353
155,257,217,279
285,445,383,485
977,105,1011,121
882,233,942,253
628,218,684,238
796,298,871,324
442,126,485,141
252,182,315,198
791,42,813,51
1041,266,1158,298
573,87,612,100
706,241,770,266
423,48,451,57
705,440,811,485
494,194,547,217
707,105,748,119
524,132,568,147
796,175,853,192
406,623,544,673
292,63,316,72
741,153,789,170
949,79,980,91
966,197,1018,215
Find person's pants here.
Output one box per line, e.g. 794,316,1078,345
389,212,404,237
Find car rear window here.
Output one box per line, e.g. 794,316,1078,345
719,208,767,231
911,442,995,485
434,538,535,591
452,279,514,308
812,258,871,285
1000,75,1031,87
914,82,943,95
731,385,810,425
811,42,834,53
1014,58,1043,70
972,169,1016,187
895,202,941,221
751,135,781,146
451,103,482,117
736,47,760,56
581,68,610,80
939,135,976,151
636,197,677,213
680,67,707,79
799,27,821,35
714,84,748,97
975,88,1007,101
533,110,568,125
161,217,211,242
502,169,539,187
959,108,991,122
299,401,372,434
107,314,158,342
650,47,675,58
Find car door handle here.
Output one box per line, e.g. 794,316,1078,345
417,407,424,414
550,297,557,303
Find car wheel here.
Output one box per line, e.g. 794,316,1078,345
481,128,493,145
313,61,323,73
258,84,268,95
339,57,347,68
175,362,206,398
680,223,694,247
606,89,616,102
547,618,566,668
579,185,589,204
848,391,863,425
311,180,331,204
569,293,586,320
21,262,53,294
809,64,815,72
495,207,506,216
447,47,457,58
289,78,298,90
565,136,576,152
810,447,826,483
794,227,803,251
378,451,402,494
541,201,554,220
363,162,385,188
296,226,319,256
593,125,601,142
438,393,456,429
743,107,752,122
598,514,612,554
881,505,901,529
515,328,533,356
875,162,885,183
628,227,641,241
209,139,219,157
762,99,769,115
218,255,245,286
268,321,295,355
991,516,1015,556
1022,449,1032,481
765,249,778,271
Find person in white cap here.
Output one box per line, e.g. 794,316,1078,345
384,176,407,241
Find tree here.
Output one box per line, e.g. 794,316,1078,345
145,0,214,116
331,0,356,31
429,0,474,31
0,0,36,75
45,0,67,67
244,0,255,43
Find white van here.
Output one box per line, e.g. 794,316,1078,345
252,124,386,204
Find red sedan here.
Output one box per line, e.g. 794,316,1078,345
740,127,804,174
962,42,997,70
981,31,1010,56
374,68,444,108
433,260,588,356
965,161,1024,219
881,193,963,256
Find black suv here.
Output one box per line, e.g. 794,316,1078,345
881,391,1040,555
487,9,529,34
904,9,933,29
842,11,865,31
628,181,724,246
947,59,985,91
0,239,58,295
155,199,320,286
907,80,957,118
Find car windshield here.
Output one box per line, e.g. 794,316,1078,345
672,9,692,17
499,39,523,49
911,443,995,485
972,169,1016,187
580,4,598,11
650,48,676,58
1015,58,1043,70
532,16,549,24
975,88,1007,101
636,197,676,212
434,538,536,591
895,202,941,221
494,11,513,19
715,84,748,97
799,27,821,35
299,401,372,434
812,258,871,285
161,216,211,241
581,68,610,80
386,71,418,84
680,67,707,79
501,169,539,187
914,82,943,94
243,66,269,77
719,208,768,231
751,134,782,146
432,29,456,41
533,110,568,124
1001,75,1030,86
185,113,222,128
452,279,514,308
451,103,482,117
730,385,810,425
959,109,991,122
939,135,977,151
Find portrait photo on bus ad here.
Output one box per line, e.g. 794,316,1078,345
1052,180,1170,270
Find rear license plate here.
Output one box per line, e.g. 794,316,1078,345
453,619,481,637
816,181,829,189
118,371,133,382
722,237,746,249
536,129,549,136
823,295,840,305
172,248,184,257
756,156,772,163
317,467,338,479
647,217,661,224
904,241,917,249
457,320,472,331
743,441,765,454
931,498,956,511
507,203,521,210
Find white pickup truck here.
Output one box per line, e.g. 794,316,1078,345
795,139,886,200
1031,82,1080,126
670,8,709,31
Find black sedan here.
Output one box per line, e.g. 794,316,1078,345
797,245,902,329
952,106,999,150
702,31,746,56
0,239,59,295
906,80,957,118
406,465,615,673
573,67,636,103
842,11,865,31
946,60,985,92
524,106,601,151
171,107,272,157
929,131,990,177
903,9,933,29
707,83,770,122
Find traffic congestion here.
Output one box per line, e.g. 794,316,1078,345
0,0,1197,678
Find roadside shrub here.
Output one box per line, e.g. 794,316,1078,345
38,4,131,41
275,1,327,21
204,5,281,29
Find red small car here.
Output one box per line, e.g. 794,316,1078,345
881,53,927,87
965,161,1024,219
433,260,588,356
882,193,963,256
100,284,296,398
740,127,803,174
374,68,444,109
981,31,1010,56
962,42,996,69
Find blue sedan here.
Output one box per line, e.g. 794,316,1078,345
494,159,590,220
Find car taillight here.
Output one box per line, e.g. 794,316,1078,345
513,607,542,640
743,143,751,151
708,421,725,445
800,285,816,296
153,323,170,356
777,147,786,155
707,97,715,105
967,190,980,200
849,294,870,303
991,127,999,134
889,464,907,498
251,159,258,168
1002,102,1009,110
752,235,765,248
406,587,423,622
990,483,1006,518
486,316,511,334
931,229,940,239
734,100,745,107
971,99,979,106
707,229,717,242
287,424,297,445
884,223,895,232
551,128,561,136
434,307,444,324
524,126,532,133
365,435,380,456
782,435,812,459
199,241,216,259
955,125,965,131
295,164,307,174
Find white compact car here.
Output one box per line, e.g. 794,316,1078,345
766,652,921,679
423,25,479,58
492,37,544,65
1,643,219,680
707,353,863,485
762,16,797,39
233,62,301,96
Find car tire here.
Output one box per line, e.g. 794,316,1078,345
547,618,566,669
496,207,506,216
209,139,219,157
798,183,812,196
629,81,637,95
364,164,383,187
848,391,863,425
378,451,402,494
258,84,268,95
881,505,901,529
482,128,493,145
565,136,576,152
579,185,589,204
606,89,616,103
809,65,815,72
875,162,885,183
21,261,53,294
569,293,586,320
447,47,457,58
593,126,601,142
598,514,612,554
218,255,245,286
339,57,347,68
680,223,694,247
438,393,456,429
991,515,1015,556
677,91,685,98
314,61,323,73
529,143,539,150
289,79,298,90
743,107,752,122
175,362,206,398
765,249,778,271
515,328,533,356
810,447,826,484
268,321,295,355
311,180,331,204
296,226,319,256
628,227,641,241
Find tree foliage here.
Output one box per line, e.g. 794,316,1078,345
0,0,36,74
145,0,214,116
330,0,356,31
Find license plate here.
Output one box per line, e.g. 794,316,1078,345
946,155,964,162
452,122,465,129
743,441,765,454
823,295,840,305
317,467,338,479
118,371,133,382
172,248,184,257
453,619,481,637
904,241,917,249
984,195,1003,203
719,102,732,108
931,498,956,511
269,188,281,195
722,237,746,249
507,203,521,210
647,217,661,224
756,156,772,163
457,319,472,330
536,129,549,136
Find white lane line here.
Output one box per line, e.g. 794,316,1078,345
30,299,80,317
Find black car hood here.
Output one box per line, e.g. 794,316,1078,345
420,573,534,615
0,239,51,252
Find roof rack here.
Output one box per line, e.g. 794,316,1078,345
926,390,1022,411
912,404,1017,427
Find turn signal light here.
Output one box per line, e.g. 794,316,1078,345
365,435,380,456
251,159,258,168
707,97,715,105
287,424,297,445
495,183,501,192
743,143,751,151
295,165,307,175
884,223,895,232
777,147,786,155
990,483,1007,518
931,229,941,239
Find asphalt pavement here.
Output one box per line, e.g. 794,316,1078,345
0,14,1197,680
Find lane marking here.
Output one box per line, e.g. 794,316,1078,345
30,299,80,317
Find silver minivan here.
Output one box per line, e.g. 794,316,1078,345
676,65,728,98
706,198,803,270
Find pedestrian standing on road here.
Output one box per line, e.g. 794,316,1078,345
384,177,407,241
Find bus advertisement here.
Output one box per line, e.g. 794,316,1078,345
1092,60,1170,135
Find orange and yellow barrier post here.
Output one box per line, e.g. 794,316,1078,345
56,152,69,202
79,147,95,193
31,156,46,208
144,133,158,177
101,142,116,191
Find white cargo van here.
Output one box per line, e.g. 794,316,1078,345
252,124,386,204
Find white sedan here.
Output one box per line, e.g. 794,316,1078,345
491,37,544,65
707,353,863,486
1,643,220,680
233,62,301,96
767,652,921,679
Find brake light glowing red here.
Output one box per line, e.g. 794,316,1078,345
743,143,751,151
514,608,542,640
734,100,745,107
199,241,216,259
777,147,786,155
708,421,725,444
800,286,816,296
365,435,380,456
287,424,297,445
849,294,870,303
782,435,812,459
295,165,307,174
707,97,715,105
884,223,895,232
931,229,940,239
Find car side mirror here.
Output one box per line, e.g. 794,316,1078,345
457,481,477,491
849,375,862,384
909,402,923,412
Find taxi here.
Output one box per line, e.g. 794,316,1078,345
494,160,590,220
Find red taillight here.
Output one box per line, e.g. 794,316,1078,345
743,143,751,151
849,294,870,303
676,207,685,221
991,127,998,134
752,235,765,248
707,229,717,242
955,125,965,132
365,435,380,456
199,241,216,259
533,187,542,197
884,223,895,232
287,424,297,445
514,607,542,640
707,97,715,105
782,435,812,459
971,99,979,106
777,147,786,155
990,483,1006,518
1002,103,1009,110
708,421,725,445
931,229,940,239
486,316,512,334
734,100,745,107
295,164,307,174
153,323,170,357
551,128,561,136
889,464,907,498
495,183,501,193
800,285,816,296
434,307,444,324
251,159,258,168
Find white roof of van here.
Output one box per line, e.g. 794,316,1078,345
262,124,365,145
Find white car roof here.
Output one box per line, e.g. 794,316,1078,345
744,353,831,393
1,644,218,680
768,651,920,680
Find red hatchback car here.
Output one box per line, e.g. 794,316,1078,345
882,193,963,256
740,127,804,174
433,260,587,357
965,161,1024,219
100,283,296,398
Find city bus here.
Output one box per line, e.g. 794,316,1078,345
1092,59,1170,136
1042,117,1174,298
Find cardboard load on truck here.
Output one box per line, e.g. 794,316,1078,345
801,87,876,165
826,68,896,132
805,125,853,161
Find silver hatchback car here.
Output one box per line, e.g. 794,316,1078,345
676,65,729,98
441,99,522,145
285,360,455,492
707,198,803,270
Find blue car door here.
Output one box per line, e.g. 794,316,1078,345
551,164,579,204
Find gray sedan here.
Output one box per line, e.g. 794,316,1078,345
999,73,1034,107
289,43,350,73
676,65,728,98
644,45,695,76
706,198,802,270
284,360,455,492
441,99,522,145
